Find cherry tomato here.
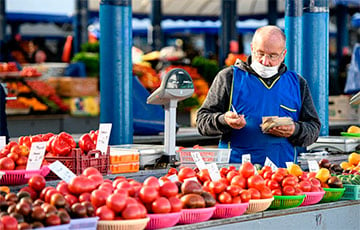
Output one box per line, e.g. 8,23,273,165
218,191,232,204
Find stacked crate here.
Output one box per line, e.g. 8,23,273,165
109,147,140,174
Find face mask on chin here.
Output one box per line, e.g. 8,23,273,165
250,59,280,79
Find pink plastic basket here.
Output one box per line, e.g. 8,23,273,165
146,212,181,229
0,166,50,185
178,207,216,225
300,191,326,206
212,203,249,219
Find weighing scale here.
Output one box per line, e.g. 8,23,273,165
146,68,194,165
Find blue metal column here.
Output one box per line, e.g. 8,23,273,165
267,0,278,25
74,0,89,54
100,0,133,144
303,0,329,136
150,0,163,51
219,0,237,67
0,0,5,61
284,0,303,73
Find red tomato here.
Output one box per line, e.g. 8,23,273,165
272,188,282,196
247,188,261,199
197,169,211,183
56,182,70,195
143,176,160,190
168,168,178,175
0,157,15,170
239,189,251,202
247,175,265,190
282,185,296,195
98,182,113,195
79,192,91,202
95,205,115,220
90,189,109,207
19,186,37,200
260,165,272,176
159,176,171,185
219,167,229,176
139,186,159,203
310,186,322,192
226,170,239,182
112,178,127,188
128,180,142,194
228,165,236,171
275,168,288,176
1,215,18,230
225,185,241,197
122,204,146,219
177,168,196,182
68,176,97,194
15,156,27,166
106,193,127,213
281,177,297,187
294,188,304,195
266,179,280,190
271,172,284,183
168,197,182,212
259,187,273,199
28,175,46,192
263,171,273,180
297,181,312,192
209,181,226,194
116,181,135,196
88,174,104,188
218,191,232,204
152,197,171,214
309,178,321,188
40,186,54,200
64,194,78,207
230,175,246,189
232,196,242,203
159,181,178,198
239,162,255,178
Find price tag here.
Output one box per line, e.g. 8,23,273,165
96,123,112,154
26,142,47,170
167,174,179,182
285,162,294,168
191,152,207,170
242,154,251,163
308,160,320,172
0,136,6,150
206,163,221,182
264,157,278,172
48,161,76,183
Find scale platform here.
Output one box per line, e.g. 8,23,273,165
306,136,360,153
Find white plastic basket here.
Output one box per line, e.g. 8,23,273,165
177,148,231,165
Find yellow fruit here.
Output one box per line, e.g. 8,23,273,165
347,125,360,134
287,164,303,177
340,161,351,170
348,152,360,166
315,168,331,183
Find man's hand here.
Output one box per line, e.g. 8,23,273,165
224,111,246,129
267,123,295,138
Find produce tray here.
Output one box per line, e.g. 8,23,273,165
45,149,109,180
34,224,71,230
97,218,150,230
269,195,306,210
300,191,326,206
177,147,231,164
340,132,360,137
341,184,360,200
212,203,249,219
245,198,274,214
69,217,99,230
0,166,50,185
320,188,345,203
178,207,216,225
146,212,181,229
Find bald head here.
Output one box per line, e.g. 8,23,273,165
252,26,286,50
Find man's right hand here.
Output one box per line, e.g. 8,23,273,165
224,111,246,129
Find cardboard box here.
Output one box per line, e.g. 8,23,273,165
329,95,359,121
63,96,99,116
47,77,99,97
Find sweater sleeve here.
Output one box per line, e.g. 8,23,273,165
196,67,233,136
288,76,321,147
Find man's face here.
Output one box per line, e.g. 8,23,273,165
251,34,287,67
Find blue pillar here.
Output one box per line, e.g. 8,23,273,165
74,0,89,54
100,0,133,144
219,0,237,67
0,0,5,61
150,0,163,51
303,0,329,136
284,0,303,73
267,0,278,25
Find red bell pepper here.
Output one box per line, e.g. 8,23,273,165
58,132,76,149
79,133,96,153
51,136,72,156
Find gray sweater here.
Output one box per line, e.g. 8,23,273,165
196,57,321,147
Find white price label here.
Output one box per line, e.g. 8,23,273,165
96,123,112,154
191,152,207,170
206,163,221,182
264,157,278,172
242,154,251,163
167,174,179,182
308,160,320,172
48,161,76,183
26,142,47,170
285,162,294,168
0,136,6,150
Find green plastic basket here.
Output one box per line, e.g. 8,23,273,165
269,195,306,210
320,188,345,203
341,184,360,200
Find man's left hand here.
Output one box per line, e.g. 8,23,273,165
267,123,295,138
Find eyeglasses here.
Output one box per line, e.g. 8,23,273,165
253,49,285,61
